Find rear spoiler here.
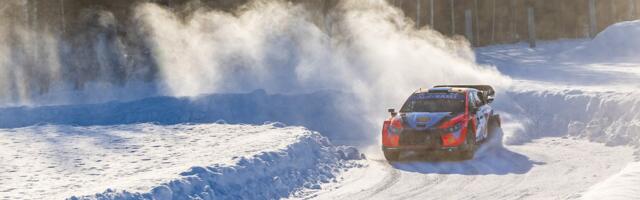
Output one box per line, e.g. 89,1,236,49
434,85,496,103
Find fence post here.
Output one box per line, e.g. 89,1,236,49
465,9,473,44
589,0,597,38
451,0,455,34
527,7,536,48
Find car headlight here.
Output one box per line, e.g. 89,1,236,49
444,122,463,133
388,118,404,135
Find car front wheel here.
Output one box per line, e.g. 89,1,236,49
383,149,400,161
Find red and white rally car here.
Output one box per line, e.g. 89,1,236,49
381,85,501,161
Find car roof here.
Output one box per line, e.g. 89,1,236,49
413,87,475,94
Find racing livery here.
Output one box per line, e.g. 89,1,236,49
381,85,501,161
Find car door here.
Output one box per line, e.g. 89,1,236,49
476,92,492,141
472,92,489,141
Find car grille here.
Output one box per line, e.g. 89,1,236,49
399,129,443,146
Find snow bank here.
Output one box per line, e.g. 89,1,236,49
566,20,640,61
496,85,640,148
476,31,640,148
582,162,640,200
0,123,362,199
71,128,361,200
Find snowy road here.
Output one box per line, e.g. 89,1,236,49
305,135,633,200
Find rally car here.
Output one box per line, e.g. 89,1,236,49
381,85,501,161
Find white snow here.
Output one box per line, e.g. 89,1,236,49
567,20,640,62
307,136,633,200
0,123,361,199
583,162,640,200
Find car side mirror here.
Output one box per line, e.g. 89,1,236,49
388,108,397,117
487,96,495,104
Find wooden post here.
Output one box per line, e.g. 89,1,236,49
430,0,434,27
589,0,597,38
527,7,536,48
465,9,473,45
416,0,421,28
451,0,456,35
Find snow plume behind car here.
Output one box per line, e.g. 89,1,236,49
135,0,509,142
0,0,508,139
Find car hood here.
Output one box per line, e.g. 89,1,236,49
403,112,455,130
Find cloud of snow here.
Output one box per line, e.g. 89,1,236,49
0,0,510,143
135,0,509,132
0,0,62,106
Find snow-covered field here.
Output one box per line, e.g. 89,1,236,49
0,123,361,199
2,6,640,199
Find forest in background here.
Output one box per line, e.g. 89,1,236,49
6,0,639,47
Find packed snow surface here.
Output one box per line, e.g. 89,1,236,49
307,136,633,200
583,162,640,200
0,123,361,199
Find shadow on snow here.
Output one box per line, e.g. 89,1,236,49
0,89,374,145
390,125,544,175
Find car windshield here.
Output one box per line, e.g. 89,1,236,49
400,93,465,113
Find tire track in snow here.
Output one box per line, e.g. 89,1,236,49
359,159,401,199
308,137,634,200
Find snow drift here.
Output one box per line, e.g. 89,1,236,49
497,86,640,147
0,123,362,199
582,162,640,200
566,20,640,62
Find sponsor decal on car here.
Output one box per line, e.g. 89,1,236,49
411,93,464,100
417,117,430,122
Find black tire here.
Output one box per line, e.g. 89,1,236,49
460,125,476,160
490,115,501,128
383,150,400,161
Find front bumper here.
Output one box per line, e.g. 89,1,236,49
382,144,466,153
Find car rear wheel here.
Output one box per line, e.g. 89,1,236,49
383,150,400,161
